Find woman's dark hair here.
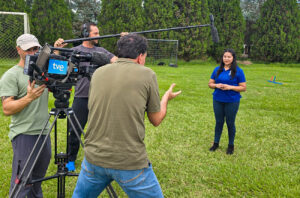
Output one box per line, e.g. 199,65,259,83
216,49,237,79
117,34,147,59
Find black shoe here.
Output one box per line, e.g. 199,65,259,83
209,142,219,151
226,145,234,155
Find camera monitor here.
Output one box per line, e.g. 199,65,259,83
48,59,68,75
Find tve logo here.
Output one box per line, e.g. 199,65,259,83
48,59,68,75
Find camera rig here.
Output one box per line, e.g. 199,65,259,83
10,45,117,198
24,44,110,108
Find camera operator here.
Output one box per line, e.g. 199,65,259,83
0,34,51,197
54,22,124,171
72,34,181,198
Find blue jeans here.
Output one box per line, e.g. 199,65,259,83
72,157,164,198
213,100,240,145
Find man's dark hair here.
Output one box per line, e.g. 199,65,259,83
81,22,97,38
117,34,148,59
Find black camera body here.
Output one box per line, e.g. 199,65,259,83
24,44,110,107
25,53,70,81
24,44,109,90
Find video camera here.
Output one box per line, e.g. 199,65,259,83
24,44,110,90
24,44,110,107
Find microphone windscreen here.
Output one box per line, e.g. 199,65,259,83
91,52,110,67
36,44,51,69
209,14,214,26
211,26,219,43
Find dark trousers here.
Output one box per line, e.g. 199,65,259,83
213,100,240,145
68,97,89,162
10,134,51,198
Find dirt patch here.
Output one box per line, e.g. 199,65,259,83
237,60,252,65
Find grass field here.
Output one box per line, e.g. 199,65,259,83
0,60,299,197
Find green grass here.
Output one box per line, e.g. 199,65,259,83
0,60,299,197
0,58,19,67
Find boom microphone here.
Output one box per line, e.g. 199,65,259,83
90,52,110,66
62,14,220,44
72,51,110,67
209,14,219,43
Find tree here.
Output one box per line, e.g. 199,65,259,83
240,0,267,21
98,0,144,54
240,0,267,56
208,0,245,62
172,0,211,61
0,0,28,11
143,0,176,40
30,0,73,46
25,0,34,9
67,0,101,37
251,0,300,62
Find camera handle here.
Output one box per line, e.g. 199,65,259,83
9,107,118,198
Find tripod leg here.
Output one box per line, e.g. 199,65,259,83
68,108,86,137
9,113,59,198
66,113,85,148
57,173,66,198
106,183,118,198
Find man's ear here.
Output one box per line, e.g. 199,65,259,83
16,46,22,55
136,53,143,64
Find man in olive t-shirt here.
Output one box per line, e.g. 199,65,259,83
72,34,181,198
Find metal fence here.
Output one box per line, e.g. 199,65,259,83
0,15,179,68
147,39,178,67
0,11,30,66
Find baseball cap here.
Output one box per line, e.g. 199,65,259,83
16,34,41,50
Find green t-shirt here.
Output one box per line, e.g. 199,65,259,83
85,58,161,170
0,65,50,140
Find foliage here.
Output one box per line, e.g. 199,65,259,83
30,0,74,46
0,0,28,12
0,60,300,197
143,0,176,40
25,0,34,9
208,0,246,62
1,0,299,63
97,0,144,54
172,0,211,61
251,0,300,62
240,0,267,22
240,0,267,56
67,0,101,37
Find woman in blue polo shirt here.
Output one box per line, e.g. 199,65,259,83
208,49,246,154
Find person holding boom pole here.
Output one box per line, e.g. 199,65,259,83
54,22,127,171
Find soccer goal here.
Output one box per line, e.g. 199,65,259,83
146,39,179,67
0,11,30,66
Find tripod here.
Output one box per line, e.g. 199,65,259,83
9,89,118,198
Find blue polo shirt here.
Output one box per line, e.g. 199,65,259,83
210,66,246,102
